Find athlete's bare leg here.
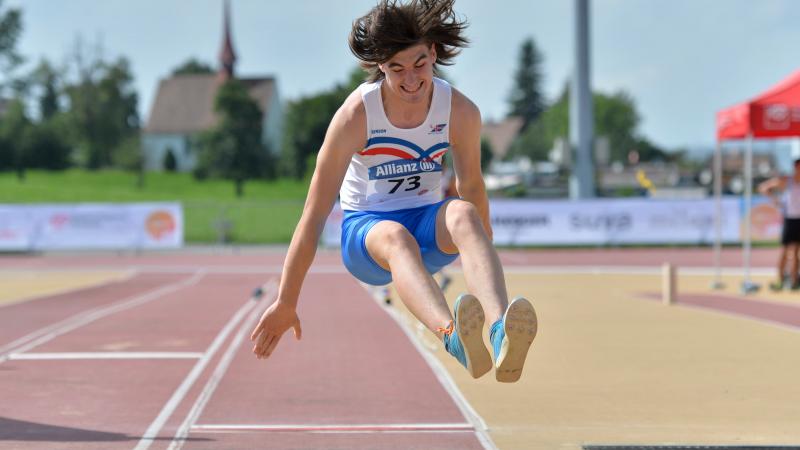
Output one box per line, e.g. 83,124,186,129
789,243,799,287
777,245,788,285
435,199,508,325
365,220,453,336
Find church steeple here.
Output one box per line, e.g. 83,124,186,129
218,0,237,80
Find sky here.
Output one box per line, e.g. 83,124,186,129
6,0,800,152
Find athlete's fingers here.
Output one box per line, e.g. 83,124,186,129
255,330,271,354
258,335,276,359
250,319,265,341
293,320,302,340
263,334,280,358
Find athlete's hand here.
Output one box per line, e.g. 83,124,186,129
250,300,302,359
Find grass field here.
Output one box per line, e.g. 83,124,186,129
0,170,309,243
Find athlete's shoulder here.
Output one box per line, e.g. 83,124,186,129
337,86,368,125
449,86,481,136
329,86,367,139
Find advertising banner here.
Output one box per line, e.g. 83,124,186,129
744,196,782,242
489,198,741,245
0,206,37,251
321,197,741,247
0,203,183,251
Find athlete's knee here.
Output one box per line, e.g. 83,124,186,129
445,200,482,236
379,222,419,256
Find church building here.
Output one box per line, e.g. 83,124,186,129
142,1,282,172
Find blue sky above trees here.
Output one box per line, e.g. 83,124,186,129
8,0,800,150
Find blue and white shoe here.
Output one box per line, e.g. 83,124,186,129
490,297,538,383
440,294,492,379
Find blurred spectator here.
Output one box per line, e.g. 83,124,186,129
758,158,800,291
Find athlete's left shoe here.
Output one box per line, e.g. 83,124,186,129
490,297,538,383
440,294,492,379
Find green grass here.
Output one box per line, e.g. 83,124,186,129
0,170,309,243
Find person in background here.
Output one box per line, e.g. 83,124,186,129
758,158,800,291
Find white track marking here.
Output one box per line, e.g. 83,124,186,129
166,281,278,450
134,279,275,450
190,423,474,433
7,352,203,360
363,286,499,450
0,271,205,363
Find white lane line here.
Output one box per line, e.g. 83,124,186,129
0,272,206,363
190,423,474,433
166,281,278,450
134,279,275,450
361,285,499,450
8,352,203,360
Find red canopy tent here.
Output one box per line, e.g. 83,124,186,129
717,69,800,140
713,70,800,293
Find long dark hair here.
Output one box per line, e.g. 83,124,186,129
349,0,469,82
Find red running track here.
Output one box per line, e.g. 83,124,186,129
0,260,490,450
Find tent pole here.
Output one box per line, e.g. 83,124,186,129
712,140,724,289
741,133,758,293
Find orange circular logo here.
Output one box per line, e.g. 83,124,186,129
747,203,782,240
146,211,176,240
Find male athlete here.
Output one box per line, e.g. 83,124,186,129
250,0,537,382
759,158,800,291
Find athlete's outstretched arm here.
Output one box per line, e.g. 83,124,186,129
251,91,366,359
758,176,787,196
449,89,492,237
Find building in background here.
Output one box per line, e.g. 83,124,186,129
142,1,282,172
482,116,524,161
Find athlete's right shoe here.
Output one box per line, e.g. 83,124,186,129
440,294,492,379
490,297,538,383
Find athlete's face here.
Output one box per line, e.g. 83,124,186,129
379,43,437,104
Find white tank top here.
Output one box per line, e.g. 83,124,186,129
339,77,452,212
785,176,800,218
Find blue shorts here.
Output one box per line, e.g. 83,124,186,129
341,199,459,286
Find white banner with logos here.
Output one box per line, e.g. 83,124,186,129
0,203,183,251
321,197,741,247
489,198,740,245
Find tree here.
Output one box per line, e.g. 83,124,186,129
280,67,364,178
172,58,214,76
594,91,639,163
196,79,269,197
507,88,568,161
64,45,140,169
508,86,667,164
0,1,23,94
6,59,75,172
23,118,72,170
0,99,30,179
480,137,493,170
32,59,61,120
163,147,177,172
507,37,545,130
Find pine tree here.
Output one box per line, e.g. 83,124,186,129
507,37,545,130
